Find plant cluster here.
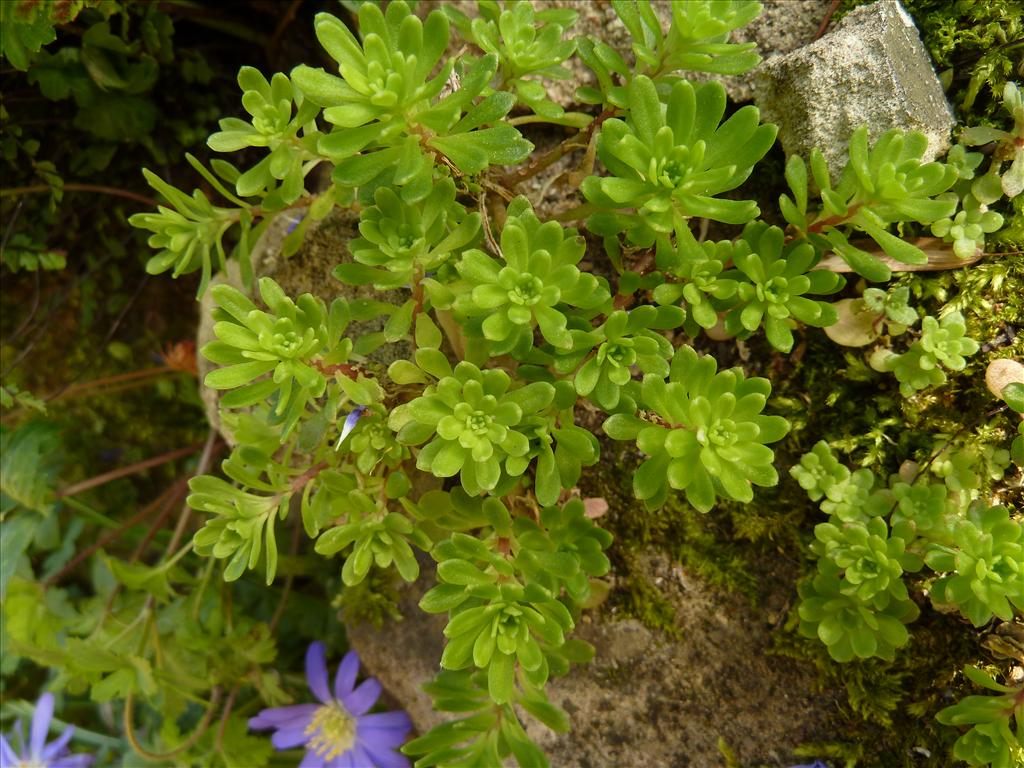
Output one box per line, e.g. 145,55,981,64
793,437,1023,762
3,2,1020,767
936,665,1023,768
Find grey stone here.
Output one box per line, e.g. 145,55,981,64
755,0,956,179
689,0,834,102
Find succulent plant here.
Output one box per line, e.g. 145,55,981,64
444,1,579,119
202,277,353,437
936,666,1024,768
335,178,482,289
722,222,844,352
207,67,321,208
883,311,980,397
925,504,1024,626
603,345,789,511
454,197,610,355
797,560,919,662
791,441,852,503
652,224,739,331
583,76,776,246
389,361,555,496
780,126,959,282
812,517,922,606
571,307,675,410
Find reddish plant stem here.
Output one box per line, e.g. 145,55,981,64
43,482,183,586
1,183,159,207
806,203,863,235
124,686,223,762
814,0,842,40
129,482,190,561
50,366,177,401
56,443,204,499
291,461,328,494
213,684,241,754
312,361,361,379
499,108,617,189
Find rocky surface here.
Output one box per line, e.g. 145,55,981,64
754,0,956,177
347,548,838,768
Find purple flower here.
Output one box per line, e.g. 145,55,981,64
335,406,366,450
790,762,829,768
250,642,412,768
0,693,94,768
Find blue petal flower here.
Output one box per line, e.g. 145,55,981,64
342,679,381,717
0,693,94,768
336,406,367,450
334,651,360,700
250,643,412,768
307,642,333,704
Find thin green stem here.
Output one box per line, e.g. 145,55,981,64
0,701,122,748
60,497,121,529
123,686,223,762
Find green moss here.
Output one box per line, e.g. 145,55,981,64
901,0,1024,127
774,604,979,766
578,440,770,637
334,567,402,629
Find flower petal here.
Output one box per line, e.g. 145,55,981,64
271,726,311,750
1,735,21,766
341,678,381,716
340,407,366,443
362,740,411,768
357,710,412,733
356,712,411,748
299,750,327,768
345,742,375,768
249,704,317,731
51,755,96,768
334,651,360,700
306,642,333,703
42,724,74,760
30,693,55,759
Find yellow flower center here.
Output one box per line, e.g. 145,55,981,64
305,702,356,760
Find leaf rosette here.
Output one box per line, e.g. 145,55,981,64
925,504,1024,626
201,277,353,437
571,306,676,411
583,76,776,246
797,560,919,662
389,361,555,495
722,222,844,352
454,197,610,355
603,345,789,511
